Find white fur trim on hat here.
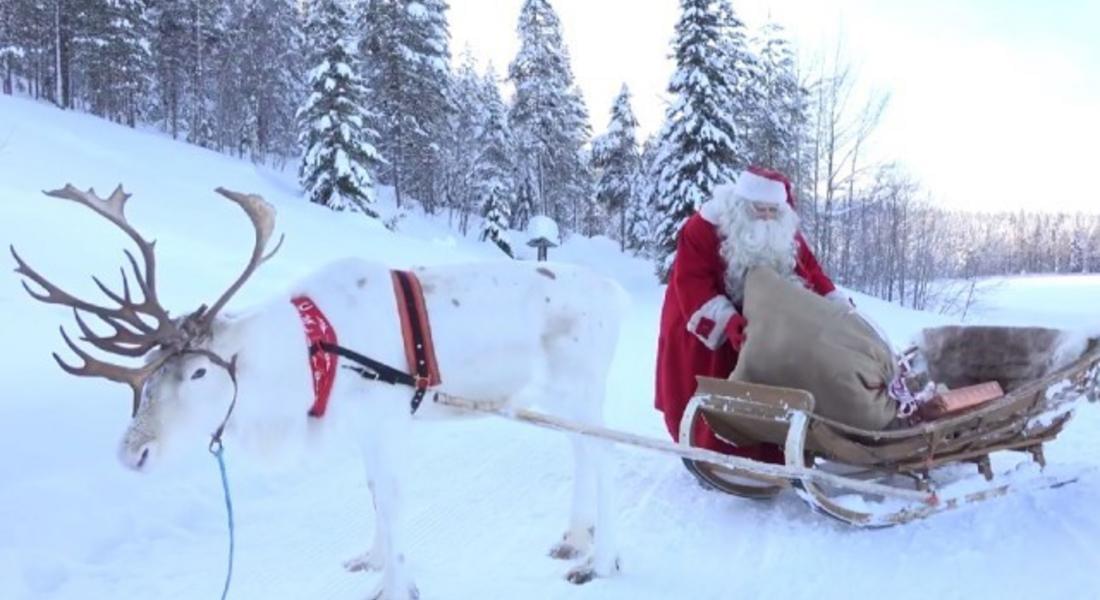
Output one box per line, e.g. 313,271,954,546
734,171,787,205
699,184,738,224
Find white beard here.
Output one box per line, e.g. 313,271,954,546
716,200,802,305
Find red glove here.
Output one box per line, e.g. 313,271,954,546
726,313,748,351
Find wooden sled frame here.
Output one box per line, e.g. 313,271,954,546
681,337,1100,527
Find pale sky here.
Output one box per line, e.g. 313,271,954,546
449,0,1100,213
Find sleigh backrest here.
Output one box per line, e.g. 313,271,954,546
919,325,1080,392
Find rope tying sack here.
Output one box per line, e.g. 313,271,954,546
890,351,937,420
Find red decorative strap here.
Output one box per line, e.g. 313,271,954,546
292,296,338,418
391,270,441,391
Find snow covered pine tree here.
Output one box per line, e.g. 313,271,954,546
297,0,384,215
508,0,592,231
359,0,453,211
591,84,642,251
475,66,517,257
651,0,748,281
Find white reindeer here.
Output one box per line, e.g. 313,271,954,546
12,185,626,599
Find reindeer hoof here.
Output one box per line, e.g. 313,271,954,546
549,526,593,560
344,552,384,573
565,564,597,585
548,541,582,560
565,556,621,584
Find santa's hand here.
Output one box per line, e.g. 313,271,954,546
726,314,748,351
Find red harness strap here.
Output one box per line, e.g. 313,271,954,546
292,272,441,418
291,296,339,418
391,270,442,399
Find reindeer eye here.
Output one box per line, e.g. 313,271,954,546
191,368,207,380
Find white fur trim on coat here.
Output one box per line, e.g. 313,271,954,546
686,295,737,350
734,171,787,205
826,289,853,307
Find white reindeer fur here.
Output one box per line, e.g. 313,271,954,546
119,256,628,598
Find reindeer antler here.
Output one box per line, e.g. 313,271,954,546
55,326,173,417
11,184,281,417
14,185,182,349
11,185,185,415
197,188,283,328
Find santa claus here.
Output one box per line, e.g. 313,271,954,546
654,166,848,490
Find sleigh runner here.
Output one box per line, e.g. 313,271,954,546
677,325,1100,526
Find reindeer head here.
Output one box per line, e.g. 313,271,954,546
12,185,282,470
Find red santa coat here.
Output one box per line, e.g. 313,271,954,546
655,211,836,460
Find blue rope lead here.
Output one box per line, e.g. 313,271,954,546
211,442,235,600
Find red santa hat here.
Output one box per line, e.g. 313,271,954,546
734,166,796,209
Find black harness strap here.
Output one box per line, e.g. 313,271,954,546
310,341,416,389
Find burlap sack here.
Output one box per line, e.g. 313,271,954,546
730,268,897,430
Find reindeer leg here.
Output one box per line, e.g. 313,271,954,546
539,324,621,583
351,402,419,600
566,436,621,584
553,386,620,585
549,431,597,561
343,480,386,573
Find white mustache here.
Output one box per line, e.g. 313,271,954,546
742,220,781,251
718,203,800,303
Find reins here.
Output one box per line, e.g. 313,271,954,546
195,350,239,600
203,351,240,450
209,440,236,600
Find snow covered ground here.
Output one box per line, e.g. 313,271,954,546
2,95,1099,600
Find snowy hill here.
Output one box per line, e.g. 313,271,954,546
2,95,1099,600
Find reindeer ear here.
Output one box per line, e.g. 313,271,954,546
208,312,237,338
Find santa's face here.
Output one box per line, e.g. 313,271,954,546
734,200,796,258
717,197,801,303
749,201,781,221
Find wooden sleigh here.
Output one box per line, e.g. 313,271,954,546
433,325,1099,527
679,325,1100,526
